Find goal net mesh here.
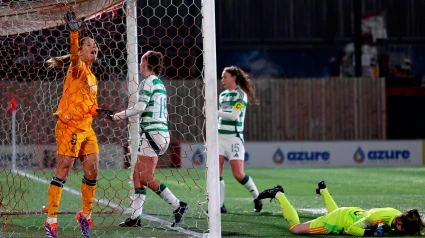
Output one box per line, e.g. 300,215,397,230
0,0,208,237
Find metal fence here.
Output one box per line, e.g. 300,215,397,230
1,77,385,146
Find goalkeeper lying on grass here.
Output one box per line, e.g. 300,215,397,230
258,181,424,236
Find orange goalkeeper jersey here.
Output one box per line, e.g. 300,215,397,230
54,32,99,130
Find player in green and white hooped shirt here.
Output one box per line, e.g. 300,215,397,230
217,66,262,213
112,51,187,227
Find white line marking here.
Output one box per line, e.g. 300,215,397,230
12,169,203,238
298,208,328,214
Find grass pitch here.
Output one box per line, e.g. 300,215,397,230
1,166,425,237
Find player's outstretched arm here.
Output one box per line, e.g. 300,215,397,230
64,11,85,70
346,217,385,237
112,101,147,121
96,109,114,121
113,78,155,120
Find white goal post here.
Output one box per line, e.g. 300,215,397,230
0,0,220,237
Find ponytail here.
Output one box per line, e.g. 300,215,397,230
46,54,72,69
223,66,260,105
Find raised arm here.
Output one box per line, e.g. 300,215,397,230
64,12,85,70
70,31,79,67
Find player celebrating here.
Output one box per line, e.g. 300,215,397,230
258,181,425,236
216,66,262,213
110,50,188,227
44,12,113,238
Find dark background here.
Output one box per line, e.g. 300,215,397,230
1,0,425,139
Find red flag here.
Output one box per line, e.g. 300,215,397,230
7,95,17,113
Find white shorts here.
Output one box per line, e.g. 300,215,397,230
138,131,170,157
218,135,245,161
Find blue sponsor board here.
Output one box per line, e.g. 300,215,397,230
181,141,422,168
353,147,410,164
272,148,330,165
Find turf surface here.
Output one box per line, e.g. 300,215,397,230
1,167,424,237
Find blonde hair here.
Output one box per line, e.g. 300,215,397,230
46,37,91,69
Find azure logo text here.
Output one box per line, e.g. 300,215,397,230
287,151,330,161
353,147,410,163
273,148,330,164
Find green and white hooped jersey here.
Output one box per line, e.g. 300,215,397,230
138,75,168,133
218,87,247,137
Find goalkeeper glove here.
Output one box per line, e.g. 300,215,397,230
96,109,114,121
64,11,85,32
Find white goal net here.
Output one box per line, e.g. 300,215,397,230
0,0,219,237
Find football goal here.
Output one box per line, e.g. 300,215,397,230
0,0,220,237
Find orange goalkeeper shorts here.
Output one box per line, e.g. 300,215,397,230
55,120,99,157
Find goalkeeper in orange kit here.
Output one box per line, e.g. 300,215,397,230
43,12,113,238
258,181,424,237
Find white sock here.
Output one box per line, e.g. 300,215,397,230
46,217,57,224
275,191,283,198
220,179,225,207
243,176,259,198
159,187,180,210
130,193,146,219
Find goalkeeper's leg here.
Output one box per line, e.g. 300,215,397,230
257,185,310,234
316,181,338,213
45,155,76,237
77,149,99,237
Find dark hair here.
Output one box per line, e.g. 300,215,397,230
46,37,91,69
223,66,259,105
399,209,424,235
145,50,164,76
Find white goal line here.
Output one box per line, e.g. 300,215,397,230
12,169,203,238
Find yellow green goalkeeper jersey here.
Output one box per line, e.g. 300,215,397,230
309,207,401,236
